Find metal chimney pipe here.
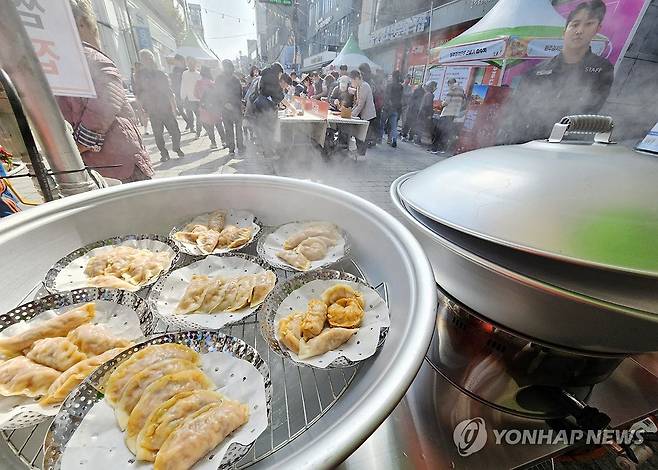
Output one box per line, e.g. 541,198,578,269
0,0,96,196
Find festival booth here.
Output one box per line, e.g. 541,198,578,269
167,30,219,69
324,37,381,72
426,0,612,152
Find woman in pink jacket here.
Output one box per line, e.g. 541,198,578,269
58,0,154,183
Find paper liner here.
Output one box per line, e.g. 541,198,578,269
261,270,390,369
148,254,277,330
44,235,179,294
256,221,349,272
0,289,151,430
44,331,270,470
169,210,261,256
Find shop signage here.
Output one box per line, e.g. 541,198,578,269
303,51,337,68
636,122,658,154
259,0,293,5
14,0,96,98
370,13,430,46
438,38,505,64
513,37,607,59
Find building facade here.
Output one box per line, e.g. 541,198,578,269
302,0,362,71
255,0,308,71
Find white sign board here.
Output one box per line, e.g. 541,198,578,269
371,13,430,46
636,122,658,154
525,38,607,58
15,0,96,98
439,67,472,102
439,39,506,64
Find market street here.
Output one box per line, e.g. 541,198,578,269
143,119,447,216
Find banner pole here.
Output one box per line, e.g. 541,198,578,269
425,0,434,81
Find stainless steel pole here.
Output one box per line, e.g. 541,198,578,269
0,0,96,196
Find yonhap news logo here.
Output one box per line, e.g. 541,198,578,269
453,418,488,456
453,417,654,457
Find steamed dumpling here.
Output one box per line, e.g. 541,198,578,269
278,312,303,354
0,356,61,398
216,225,252,249
153,398,249,470
300,299,328,341
124,369,214,454
114,359,197,430
321,284,365,308
249,271,276,307
0,303,95,356
25,337,87,371
295,237,331,261
88,275,139,291
40,347,124,405
283,223,339,250
276,250,310,271
174,225,207,244
104,344,200,406
136,389,223,461
297,328,357,360
207,211,226,232
175,275,211,314
67,323,133,356
196,230,220,254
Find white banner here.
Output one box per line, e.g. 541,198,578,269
439,39,506,64
525,38,607,58
15,0,96,98
371,13,430,46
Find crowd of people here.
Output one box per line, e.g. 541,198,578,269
60,0,469,185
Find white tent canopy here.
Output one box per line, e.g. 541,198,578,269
167,31,218,65
325,37,380,71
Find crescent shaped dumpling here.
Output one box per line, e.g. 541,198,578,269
278,312,303,354
67,323,133,356
196,230,220,254
39,347,124,405
295,237,330,261
124,369,214,454
297,328,357,360
0,356,61,398
249,270,276,307
104,344,200,406
136,389,223,461
276,250,310,271
88,275,139,291
174,275,211,314
300,299,328,341
283,223,339,250
0,303,95,356
114,359,198,430
26,337,87,372
206,211,226,233
153,398,249,470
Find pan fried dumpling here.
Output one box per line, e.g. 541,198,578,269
327,298,364,328
207,211,226,232
88,275,139,291
67,323,133,356
321,284,365,309
175,275,211,314
297,328,357,360
276,250,311,271
124,369,214,454
105,344,201,406
114,359,197,430
153,398,249,470
0,356,60,398
250,271,276,307
300,300,328,340
26,337,87,371
278,312,303,354
196,230,220,254
0,303,95,356
40,347,124,405
136,389,223,461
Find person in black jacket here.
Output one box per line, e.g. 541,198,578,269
169,54,190,127
402,84,425,142
384,70,403,148
499,0,613,144
216,60,244,155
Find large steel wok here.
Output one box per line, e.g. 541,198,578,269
0,175,437,469
392,116,658,354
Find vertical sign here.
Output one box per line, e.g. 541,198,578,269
14,0,96,98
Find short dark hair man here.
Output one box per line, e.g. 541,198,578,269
339,64,348,76
500,0,613,144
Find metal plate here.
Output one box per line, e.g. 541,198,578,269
260,269,389,369
147,252,277,331
42,330,271,470
43,234,180,294
256,222,351,272
0,288,154,430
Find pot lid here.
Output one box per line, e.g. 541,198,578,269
398,140,658,278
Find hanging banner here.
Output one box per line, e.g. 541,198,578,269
14,0,96,98
553,0,650,68
509,37,608,59
636,122,658,155
438,38,506,64
370,13,430,46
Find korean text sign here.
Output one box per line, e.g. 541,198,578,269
14,0,96,98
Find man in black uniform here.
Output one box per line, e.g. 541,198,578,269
500,0,613,144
